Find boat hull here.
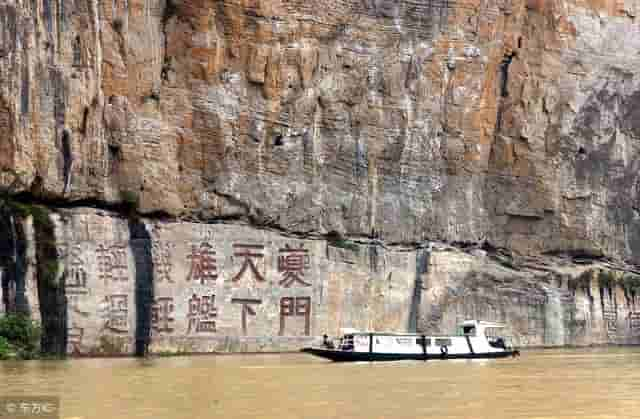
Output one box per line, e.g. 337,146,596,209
301,348,519,362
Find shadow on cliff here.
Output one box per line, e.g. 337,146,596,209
128,217,155,357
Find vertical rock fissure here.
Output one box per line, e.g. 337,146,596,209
12,216,28,314
0,174,29,315
495,52,515,133
409,245,430,332
368,242,379,272
160,0,176,85
129,218,154,357
57,0,66,47
33,206,67,357
499,53,514,98
43,0,53,35
81,107,89,135
20,63,29,116
0,211,29,314
61,129,73,195
52,69,66,129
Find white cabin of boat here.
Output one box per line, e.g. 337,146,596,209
328,320,512,356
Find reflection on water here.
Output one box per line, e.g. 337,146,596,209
1,348,639,419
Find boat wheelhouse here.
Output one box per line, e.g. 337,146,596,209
302,320,519,362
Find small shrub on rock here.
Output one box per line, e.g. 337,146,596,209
0,314,41,359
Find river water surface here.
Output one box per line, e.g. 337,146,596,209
1,348,639,419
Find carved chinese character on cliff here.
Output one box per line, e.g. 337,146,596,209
187,294,218,333
104,295,129,333
231,298,261,335
629,312,640,336
198,226,215,242
279,297,311,336
65,245,89,295
152,241,174,283
186,242,217,285
603,293,617,340
278,244,311,287
96,244,129,282
66,268,88,295
151,297,175,334
67,326,84,355
64,245,91,319
68,295,89,317
232,244,265,283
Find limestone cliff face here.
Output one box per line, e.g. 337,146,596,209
1,0,640,355
2,208,640,355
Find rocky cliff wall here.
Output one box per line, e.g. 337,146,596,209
2,0,640,354
3,208,420,355
2,0,640,257
2,207,640,355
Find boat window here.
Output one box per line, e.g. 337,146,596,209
462,326,476,336
488,337,506,349
339,335,354,351
416,338,431,346
435,338,452,346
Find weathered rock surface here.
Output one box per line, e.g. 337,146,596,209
2,0,640,354
2,208,640,355
2,0,640,257
4,208,420,355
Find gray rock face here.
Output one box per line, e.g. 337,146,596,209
4,208,640,355
2,0,640,354
422,247,640,347
50,209,419,355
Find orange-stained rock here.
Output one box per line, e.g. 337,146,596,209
0,98,15,171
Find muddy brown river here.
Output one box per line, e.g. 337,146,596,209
0,348,639,419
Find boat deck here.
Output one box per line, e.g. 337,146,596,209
302,348,519,362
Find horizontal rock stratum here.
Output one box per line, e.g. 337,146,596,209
1,0,640,355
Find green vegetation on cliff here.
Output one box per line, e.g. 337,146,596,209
0,314,41,360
